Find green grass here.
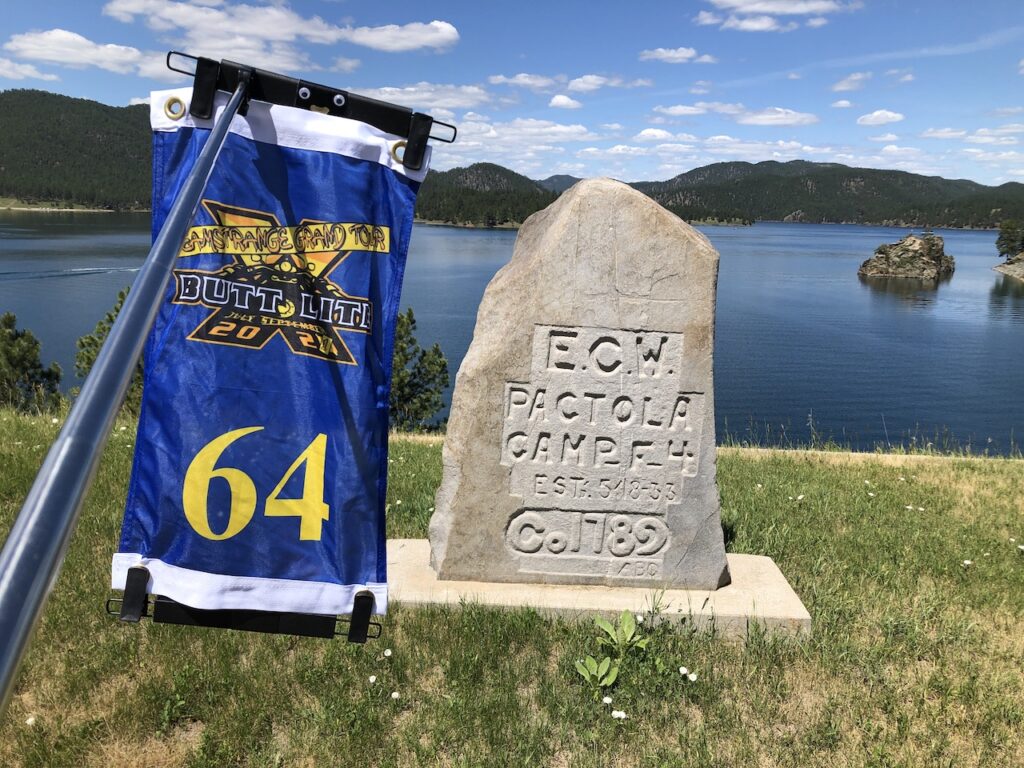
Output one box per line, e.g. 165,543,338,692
1,411,1022,767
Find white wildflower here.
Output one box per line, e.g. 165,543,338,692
864,480,871,485
611,709,627,720
796,494,804,501
119,426,127,431
898,476,906,482
602,696,613,705
756,483,763,489
25,716,35,727
788,496,794,501
1017,545,1024,553
917,507,924,512
679,666,688,676
391,691,400,700
369,675,377,684
383,648,392,658
905,505,914,510
962,560,972,568
395,499,402,505
50,417,58,424
635,614,644,624
867,492,875,498
688,672,698,682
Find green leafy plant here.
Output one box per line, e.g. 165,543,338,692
574,611,650,697
574,654,619,696
596,610,650,659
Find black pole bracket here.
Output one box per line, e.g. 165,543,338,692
166,51,456,171
118,566,150,622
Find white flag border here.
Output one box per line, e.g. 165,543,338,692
150,86,431,183
112,552,387,617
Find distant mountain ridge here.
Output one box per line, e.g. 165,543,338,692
2,88,1023,227
630,160,1022,228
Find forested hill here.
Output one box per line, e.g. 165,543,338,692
631,160,1024,228
3,88,1024,227
415,163,557,226
0,89,150,209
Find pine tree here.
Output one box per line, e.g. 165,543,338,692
996,220,1024,262
75,288,144,415
390,308,449,432
0,313,62,413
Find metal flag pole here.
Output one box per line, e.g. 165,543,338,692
0,72,251,713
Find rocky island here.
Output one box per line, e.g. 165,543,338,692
858,232,955,280
994,253,1024,282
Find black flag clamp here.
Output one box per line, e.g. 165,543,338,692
165,51,456,172
108,567,381,642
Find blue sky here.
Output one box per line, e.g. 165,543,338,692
2,0,1024,184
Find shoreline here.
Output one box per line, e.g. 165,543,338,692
2,204,149,214
994,261,1024,282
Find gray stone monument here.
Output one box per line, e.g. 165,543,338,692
428,178,731,589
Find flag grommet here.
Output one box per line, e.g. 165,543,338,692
164,96,186,120
389,141,407,164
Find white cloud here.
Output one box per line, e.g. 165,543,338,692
696,101,746,115
992,106,1024,116
602,123,624,131
722,15,798,32
489,73,559,89
549,94,582,109
639,47,697,63
0,56,58,81
832,71,871,91
880,144,921,157
921,128,966,139
736,107,818,125
695,54,718,64
787,72,802,79
432,116,596,175
128,95,149,105
654,104,706,116
334,21,458,52
355,82,489,110
100,0,459,68
567,74,650,92
899,73,914,83
980,123,1024,135
868,133,898,141
702,134,832,161
965,132,1018,146
635,128,675,141
579,144,649,158
694,10,723,25
831,99,852,108
806,17,828,27
707,1,848,14
5,29,142,73
857,109,904,126
333,57,360,73
691,80,712,94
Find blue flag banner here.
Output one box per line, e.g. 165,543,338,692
111,87,429,616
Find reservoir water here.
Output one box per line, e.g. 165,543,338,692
1,210,1022,453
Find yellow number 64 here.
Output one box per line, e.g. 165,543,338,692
182,427,329,542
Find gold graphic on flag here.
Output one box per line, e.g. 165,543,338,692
171,200,390,365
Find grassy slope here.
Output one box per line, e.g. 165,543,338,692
0,413,1022,767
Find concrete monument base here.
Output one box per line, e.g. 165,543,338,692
388,540,810,639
